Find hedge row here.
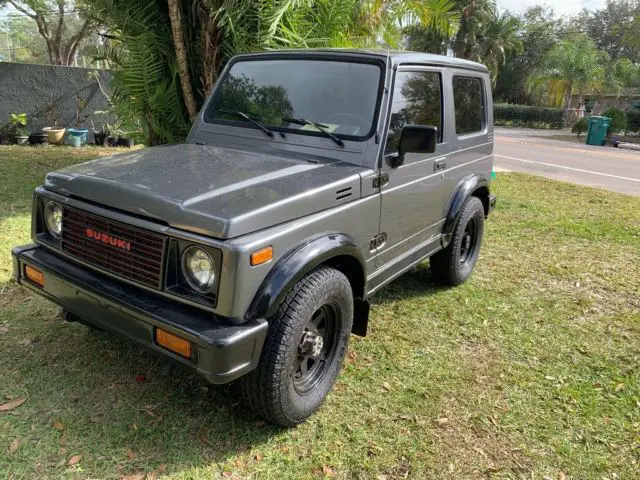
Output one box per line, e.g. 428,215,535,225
494,104,565,129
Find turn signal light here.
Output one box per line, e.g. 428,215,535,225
155,329,191,358
24,265,44,287
250,246,273,266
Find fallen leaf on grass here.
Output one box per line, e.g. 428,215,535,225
382,382,393,392
90,415,103,424
135,374,146,383
120,473,145,480
53,420,64,431
433,417,449,425
127,448,136,460
254,452,263,462
0,327,9,334
8,439,20,453
59,435,67,446
322,465,336,477
148,414,164,426
67,454,82,466
615,383,625,392
558,472,566,480
0,398,26,411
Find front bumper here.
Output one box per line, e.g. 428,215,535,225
12,244,267,384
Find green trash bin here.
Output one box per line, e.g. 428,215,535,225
586,116,611,146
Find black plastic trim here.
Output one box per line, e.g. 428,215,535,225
442,174,490,242
12,245,267,384
246,233,367,321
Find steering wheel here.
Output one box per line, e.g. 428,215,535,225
326,112,370,132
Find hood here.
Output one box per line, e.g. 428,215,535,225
44,144,365,238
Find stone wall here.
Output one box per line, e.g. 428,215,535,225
0,62,112,132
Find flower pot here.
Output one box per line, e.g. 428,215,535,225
117,136,134,148
28,132,48,145
66,128,89,148
107,136,119,147
93,131,109,147
43,127,66,145
15,135,29,145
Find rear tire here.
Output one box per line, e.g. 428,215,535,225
240,266,353,426
430,196,485,286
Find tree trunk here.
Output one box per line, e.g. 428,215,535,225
168,0,198,122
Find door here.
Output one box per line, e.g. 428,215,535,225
376,68,450,270
444,73,493,204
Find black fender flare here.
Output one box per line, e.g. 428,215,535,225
245,233,369,333
442,174,490,245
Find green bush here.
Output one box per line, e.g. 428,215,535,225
572,117,588,137
602,107,626,135
494,104,565,129
626,107,640,133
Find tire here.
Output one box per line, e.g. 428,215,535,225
430,196,485,286
240,266,353,426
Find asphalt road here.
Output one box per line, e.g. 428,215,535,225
494,130,640,196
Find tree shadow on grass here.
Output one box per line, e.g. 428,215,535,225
0,279,279,478
1,261,450,478
372,263,453,307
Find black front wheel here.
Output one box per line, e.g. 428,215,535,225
240,266,353,426
430,196,485,286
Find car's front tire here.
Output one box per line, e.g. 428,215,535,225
240,266,353,426
430,196,485,286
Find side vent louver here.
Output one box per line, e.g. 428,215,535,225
336,187,353,201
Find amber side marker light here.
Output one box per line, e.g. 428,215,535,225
155,328,192,358
251,246,273,266
24,265,44,287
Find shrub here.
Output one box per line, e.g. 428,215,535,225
572,117,588,137
626,107,640,133
494,104,565,129
602,107,626,135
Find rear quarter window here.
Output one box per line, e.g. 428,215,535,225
453,76,485,135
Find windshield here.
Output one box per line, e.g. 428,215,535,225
205,58,383,140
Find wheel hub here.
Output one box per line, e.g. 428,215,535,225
299,331,324,358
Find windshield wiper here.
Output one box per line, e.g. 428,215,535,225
219,110,275,138
282,117,345,147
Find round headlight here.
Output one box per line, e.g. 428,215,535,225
44,201,63,237
182,246,216,292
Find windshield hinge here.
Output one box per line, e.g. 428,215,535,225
373,172,389,189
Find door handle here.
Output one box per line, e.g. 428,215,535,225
434,158,447,172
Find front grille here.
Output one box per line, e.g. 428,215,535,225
61,207,167,289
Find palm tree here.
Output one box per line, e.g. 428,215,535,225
88,0,461,144
528,35,608,109
168,0,198,121
477,12,522,86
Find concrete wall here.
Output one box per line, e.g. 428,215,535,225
0,62,112,132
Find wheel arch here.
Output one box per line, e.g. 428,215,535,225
442,174,491,244
245,234,370,337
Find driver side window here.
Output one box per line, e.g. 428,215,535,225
385,71,443,155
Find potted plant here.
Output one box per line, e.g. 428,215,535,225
42,103,66,144
66,95,90,147
0,122,8,145
9,113,29,145
117,133,135,148
27,117,48,145
91,111,113,146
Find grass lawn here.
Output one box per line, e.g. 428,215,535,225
1,145,639,479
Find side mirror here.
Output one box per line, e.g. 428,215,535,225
399,125,437,158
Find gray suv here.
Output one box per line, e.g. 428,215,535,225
12,49,496,426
